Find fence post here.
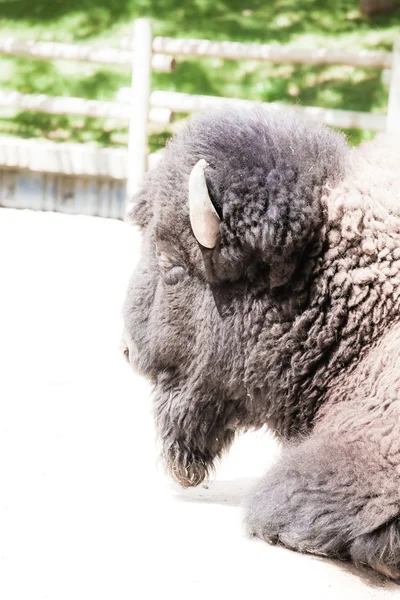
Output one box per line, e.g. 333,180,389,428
387,37,400,134
126,19,153,211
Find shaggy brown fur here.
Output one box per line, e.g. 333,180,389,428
122,109,400,578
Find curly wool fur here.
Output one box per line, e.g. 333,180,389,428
122,108,400,577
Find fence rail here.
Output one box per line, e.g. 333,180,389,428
0,38,175,72
387,37,400,132
152,36,393,69
0,90,172,131
149,90,386,131
0,136,162,178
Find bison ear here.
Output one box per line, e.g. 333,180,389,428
188,160,221,249
268,255,298,289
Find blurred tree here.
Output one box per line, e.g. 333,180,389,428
359,0,397,15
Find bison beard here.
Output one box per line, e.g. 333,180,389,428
152,373,254,491
122,107,400,579
154,373,243,487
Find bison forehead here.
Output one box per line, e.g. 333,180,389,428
131,107,347,227
130,107,347,285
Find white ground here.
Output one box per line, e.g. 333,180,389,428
0,207,399,600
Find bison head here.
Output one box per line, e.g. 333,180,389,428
122,108,347,487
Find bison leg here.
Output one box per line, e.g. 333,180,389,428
350,520,400,579
245,402,400,577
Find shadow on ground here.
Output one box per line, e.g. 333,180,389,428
171,476,257,507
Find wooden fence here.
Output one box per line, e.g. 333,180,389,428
0,136,162,218
0,17,399,218
127,19,400,202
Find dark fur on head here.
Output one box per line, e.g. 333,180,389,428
123,108,400,578
123,108,347,484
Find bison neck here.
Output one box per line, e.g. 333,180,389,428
245,232,400,439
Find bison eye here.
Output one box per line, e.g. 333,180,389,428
158,253,187,285
164,265,186,285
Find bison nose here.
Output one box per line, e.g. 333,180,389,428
119,332,130,363
120,330,141,374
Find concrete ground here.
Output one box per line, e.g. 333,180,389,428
0,207,399,600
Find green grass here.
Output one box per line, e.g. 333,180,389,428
0,0,399,150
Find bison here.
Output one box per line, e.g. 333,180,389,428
122,108,400,578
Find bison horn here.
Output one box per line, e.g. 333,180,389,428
188,159,221,249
